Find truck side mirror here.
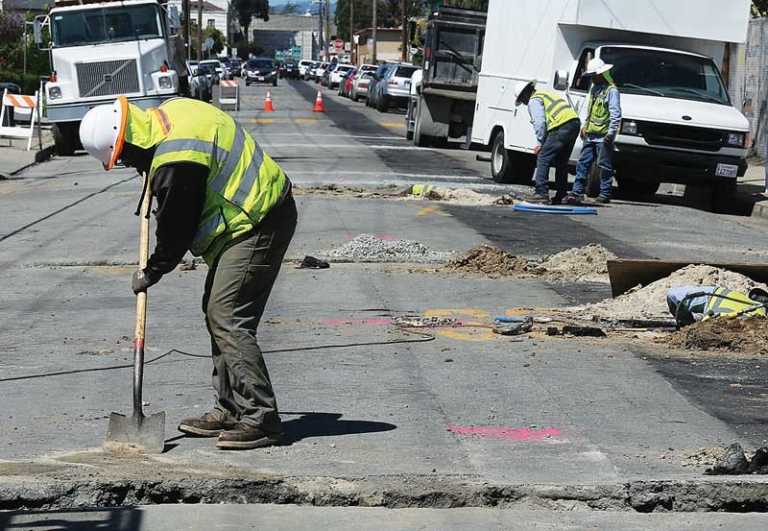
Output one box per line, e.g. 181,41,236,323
34,16,50,50
553,70,569,91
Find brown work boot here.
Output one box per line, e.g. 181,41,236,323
216,423,281,450
178,410,238,437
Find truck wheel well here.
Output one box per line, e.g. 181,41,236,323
490,125,505,145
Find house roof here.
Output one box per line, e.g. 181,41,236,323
3,0,53,11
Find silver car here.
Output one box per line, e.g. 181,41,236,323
376,63,418,112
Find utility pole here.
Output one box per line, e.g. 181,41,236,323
350,0,355,64
183,0,190,60
325,0,331,56
196,0,203,61
317,0,324,60
401,0,408,62
372,0,377,63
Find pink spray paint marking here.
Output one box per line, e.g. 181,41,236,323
375,234,397,241
448,425,561,441
320,317,393,327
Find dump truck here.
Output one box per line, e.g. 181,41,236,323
472,0,752,201
408,5,486,147
36,0,187,155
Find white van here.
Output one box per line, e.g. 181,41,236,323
472,0,752,200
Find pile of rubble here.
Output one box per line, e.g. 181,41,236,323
667,315,768,355
573,265,768,321
323,234,454,264
445,245,531,277
535,244,616,282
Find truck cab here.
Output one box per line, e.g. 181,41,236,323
41,0,184,155
563,44,748,197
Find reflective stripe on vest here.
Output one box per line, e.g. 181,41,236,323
703,287,766,319
149,98,286,261
585,85,615,136
530,91,578,131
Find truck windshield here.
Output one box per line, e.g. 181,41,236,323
51,4,162,47
601,47,730,106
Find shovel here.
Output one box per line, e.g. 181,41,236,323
105,173,166,454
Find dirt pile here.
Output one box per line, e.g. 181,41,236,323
573,265,768,321
667,316,768,355
409,187,516,206
445,245,532,277
537,244,616,282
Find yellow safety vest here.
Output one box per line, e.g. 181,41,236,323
703,287,766,320
530,91,579,131
584,84,617,136
148,99,287,264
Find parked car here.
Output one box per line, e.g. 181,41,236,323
199,60,224,84
351,72,374,102
298,60,314,79
244,58,278,86
195,63,218,87
281,62,299,79
186,60,199,75
339,68,357,97
189,68,213,102
224,57,242,78
358,64,378,75
329,64,355,89
376,63,418,112
320,63,336,87
313,62,330,83
366,63,394,108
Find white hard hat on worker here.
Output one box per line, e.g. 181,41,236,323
514,80,536,106
79,96,129,171
584,58,613,76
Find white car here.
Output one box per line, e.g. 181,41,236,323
199,60,224,84
329,64,355,89
359,64,377,74
298,60,314,79
313,62,330,82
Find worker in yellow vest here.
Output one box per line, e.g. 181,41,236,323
515,80,581,204
566,58,622,205
79,97,297,450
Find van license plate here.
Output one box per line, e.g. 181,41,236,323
715,163,738,178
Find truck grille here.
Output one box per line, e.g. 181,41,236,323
638,121,724,152
76,59,140,98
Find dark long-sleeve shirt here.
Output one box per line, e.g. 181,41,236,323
146,162,207,277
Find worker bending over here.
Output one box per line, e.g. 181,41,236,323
515,80,581,204
80,97,297,450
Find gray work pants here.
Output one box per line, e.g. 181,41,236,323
202,191,297,434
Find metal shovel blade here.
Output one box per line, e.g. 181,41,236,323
105,411,166,454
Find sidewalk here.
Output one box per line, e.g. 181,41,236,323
0,127,55,178
740,163,768,219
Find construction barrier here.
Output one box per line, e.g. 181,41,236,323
0,89,40,151
219,80,240,111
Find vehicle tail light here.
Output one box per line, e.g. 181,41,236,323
388,80,398,86
49,71,57,82
160,62,169,73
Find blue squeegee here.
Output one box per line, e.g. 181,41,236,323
512,202,598,215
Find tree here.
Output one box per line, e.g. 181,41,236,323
281,2,301,14
204,27,226,55
754,0,768,16
335,0,429,41
234,0,270,42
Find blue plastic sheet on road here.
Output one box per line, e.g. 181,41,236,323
512,202,598,215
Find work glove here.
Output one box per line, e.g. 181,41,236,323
131,268,161,294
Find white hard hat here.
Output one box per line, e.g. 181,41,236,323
514,80,536,105
79,96,128,170
584,58,613,76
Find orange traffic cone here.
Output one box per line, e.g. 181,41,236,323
263,90,275,112
312,90,325,112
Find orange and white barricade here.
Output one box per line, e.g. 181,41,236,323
219,79,239,111
0,89,40,151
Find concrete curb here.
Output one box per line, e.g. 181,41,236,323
2,476,768,513
751,200,768,220
0,143,55,179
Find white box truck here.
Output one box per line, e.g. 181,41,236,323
472,0,752,200
37,0,187,155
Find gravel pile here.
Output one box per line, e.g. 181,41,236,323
537,244,616,282
573,265,768,320
323,234,453,263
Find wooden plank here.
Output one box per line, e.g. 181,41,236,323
607,259,768,298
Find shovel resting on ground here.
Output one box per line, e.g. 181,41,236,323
105,174,166,454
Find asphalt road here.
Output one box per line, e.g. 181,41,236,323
1,79,768,526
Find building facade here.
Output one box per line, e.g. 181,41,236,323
354,28,404,65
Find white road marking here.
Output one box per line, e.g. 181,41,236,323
253,134,404,140
262,143,433,150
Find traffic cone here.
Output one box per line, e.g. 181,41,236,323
263,90,275,112
312,90,325,112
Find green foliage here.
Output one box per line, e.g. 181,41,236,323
204,27,226,55
0,12,51,92
754,0,768,16
233,0,270,41
336,0,430,41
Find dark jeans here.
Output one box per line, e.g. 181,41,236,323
573,139,615,198
534,119,581,198
202,191,298,434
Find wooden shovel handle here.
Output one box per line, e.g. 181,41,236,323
134,173,152,347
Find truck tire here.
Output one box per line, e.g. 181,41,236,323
490,131,535,185
617,177,660,199
52,122,78,156
413,101,434,147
